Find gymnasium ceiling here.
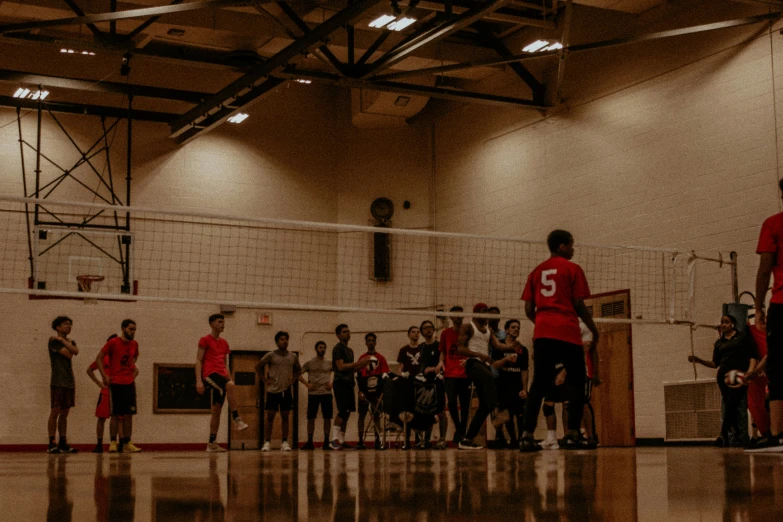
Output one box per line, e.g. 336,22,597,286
0,0,779,143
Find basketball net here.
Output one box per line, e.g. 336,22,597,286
77,275,104,304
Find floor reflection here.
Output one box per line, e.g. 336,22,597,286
16,448,783,521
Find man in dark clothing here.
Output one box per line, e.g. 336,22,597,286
48,316,79,453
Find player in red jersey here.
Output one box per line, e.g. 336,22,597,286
519,230,599,452
196,314,249,453
97,319,142,453
87,334,128,453
749,178,783,452
440,306,470,443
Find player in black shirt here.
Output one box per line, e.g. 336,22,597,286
494,319,529,447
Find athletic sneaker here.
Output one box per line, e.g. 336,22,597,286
355,442,367,450
583,436,598,450
491,409,511,428
92,444,104,454
59,443,78,454
322,442,333,451
108,441,118,453
458,439,483,450
341,442,355,450
301,441,316,450
234,418,249,431
374,440,385,451
540,438,560,450
261,441,272,452
560,433,583,450
328,440,342,450
123,442,142,453
519,437,542,453
281,441,292,452
47,443,60,454
433,440,447,450
206,443,227,453
745,435,783,453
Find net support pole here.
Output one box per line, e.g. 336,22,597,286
669,253,679,324
687,252,697,324
730,251,739,302
689,325,697,381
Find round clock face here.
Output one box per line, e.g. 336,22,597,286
371,197,394,221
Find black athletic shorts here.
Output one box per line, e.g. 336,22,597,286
545,383,566,403
358,392,382,415
767,303,783,401
110,383,137,416
307,394,333,419
333,379,356,414
204,373,230,405
265,389,293,411
497,378,525,416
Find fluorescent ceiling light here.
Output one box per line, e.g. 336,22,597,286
13,88,48,100
523,40,550,53
227,113,249,124
387,17,416,31
60,48,95,56
295,79,312,84
543,42,563,51
369,14,396,28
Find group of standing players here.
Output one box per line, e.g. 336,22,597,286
255,228,600,451
46,228,599,453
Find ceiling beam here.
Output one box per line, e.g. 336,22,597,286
0,95,176,122
169,0,381,140
126,0,185,40
0,68,208,103
375,10,783,80
477,29,543,103
275,67,548,108
0,0,258,34
276,1,349,77
401,1,558,29
61,0,103,38
173,77,285,144
361,0,515,79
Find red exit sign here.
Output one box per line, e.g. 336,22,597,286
258,313,273,326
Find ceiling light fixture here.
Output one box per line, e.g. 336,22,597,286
60,48,95,56
295,79,312,84
387,17,416,31
523,40,563,53
523,40,550,53
13,88,49,100
369,14,396,28
227,113,249,124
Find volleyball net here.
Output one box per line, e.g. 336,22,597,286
0,195,735,324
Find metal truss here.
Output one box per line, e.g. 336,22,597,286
17,98,135,293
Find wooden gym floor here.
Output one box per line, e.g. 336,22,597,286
2,447,782,521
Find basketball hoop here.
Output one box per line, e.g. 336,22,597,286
76,275,104,303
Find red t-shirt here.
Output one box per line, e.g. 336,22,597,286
358,352,390,377
100,337,139,385
89,355,111,376
522,256,591,346
198,335,230,379
757,212,783,304
440,327,466,379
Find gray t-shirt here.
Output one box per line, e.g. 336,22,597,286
48,338,75,388
302,357,332,396
332,342,355,382
259,350,301,394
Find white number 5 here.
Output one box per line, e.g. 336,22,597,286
541,269,557,297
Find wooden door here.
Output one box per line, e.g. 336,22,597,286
229,353,263,450
586,290,636,447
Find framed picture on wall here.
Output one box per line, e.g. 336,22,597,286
153,363,212,414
